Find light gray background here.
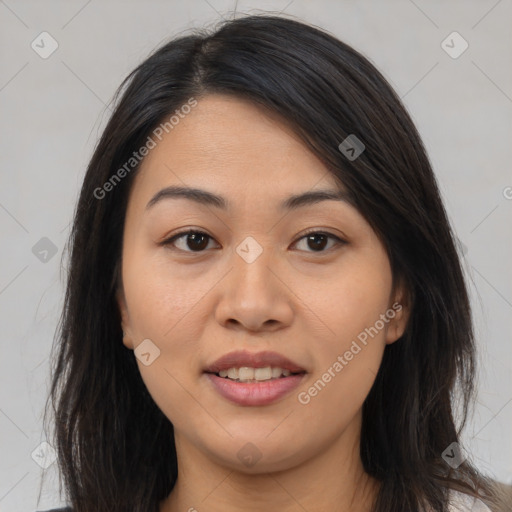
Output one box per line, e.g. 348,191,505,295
1,1,511,511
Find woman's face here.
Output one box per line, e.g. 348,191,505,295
117,93,409,473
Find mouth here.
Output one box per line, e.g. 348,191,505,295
203,350,307,406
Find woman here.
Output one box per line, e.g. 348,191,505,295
39,14,507,512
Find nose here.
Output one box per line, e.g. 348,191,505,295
214,240,294,334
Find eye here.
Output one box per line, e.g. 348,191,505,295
162,230,219,253
292,230,346,253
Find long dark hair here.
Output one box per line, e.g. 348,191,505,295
42,13,504,512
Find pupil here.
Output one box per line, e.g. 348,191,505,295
308,234,327,251
188,233,208,251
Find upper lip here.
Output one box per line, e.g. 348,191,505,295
204,350,306,374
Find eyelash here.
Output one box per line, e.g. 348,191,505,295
160,228,346,255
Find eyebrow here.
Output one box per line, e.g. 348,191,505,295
145,185,351,212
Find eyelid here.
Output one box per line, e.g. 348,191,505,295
291,228,346,253
160,227,347,253
296,227,347,244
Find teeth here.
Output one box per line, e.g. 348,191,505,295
217,366,296,382
254,367,272,380
239,367,254,381
227,368,239,379
271,367,282,378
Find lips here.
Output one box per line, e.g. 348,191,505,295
203,350,307,406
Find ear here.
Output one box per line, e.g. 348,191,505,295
385,280,411,345
116,286,134,350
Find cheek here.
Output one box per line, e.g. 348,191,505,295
305,254,393,348
122,254,211,424
123,245,211,342
295,254,393,409
121,252,216,421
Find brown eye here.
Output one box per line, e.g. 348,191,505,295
163,230,217,252
293,231,345,253
306,233,328,251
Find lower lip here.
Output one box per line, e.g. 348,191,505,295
205,373,306,406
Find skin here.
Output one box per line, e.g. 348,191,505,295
117,94,410,512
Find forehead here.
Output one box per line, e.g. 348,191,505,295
130,94,344,206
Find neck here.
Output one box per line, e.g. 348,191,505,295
160,414,380,512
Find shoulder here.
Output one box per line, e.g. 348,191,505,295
448,490,492,511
